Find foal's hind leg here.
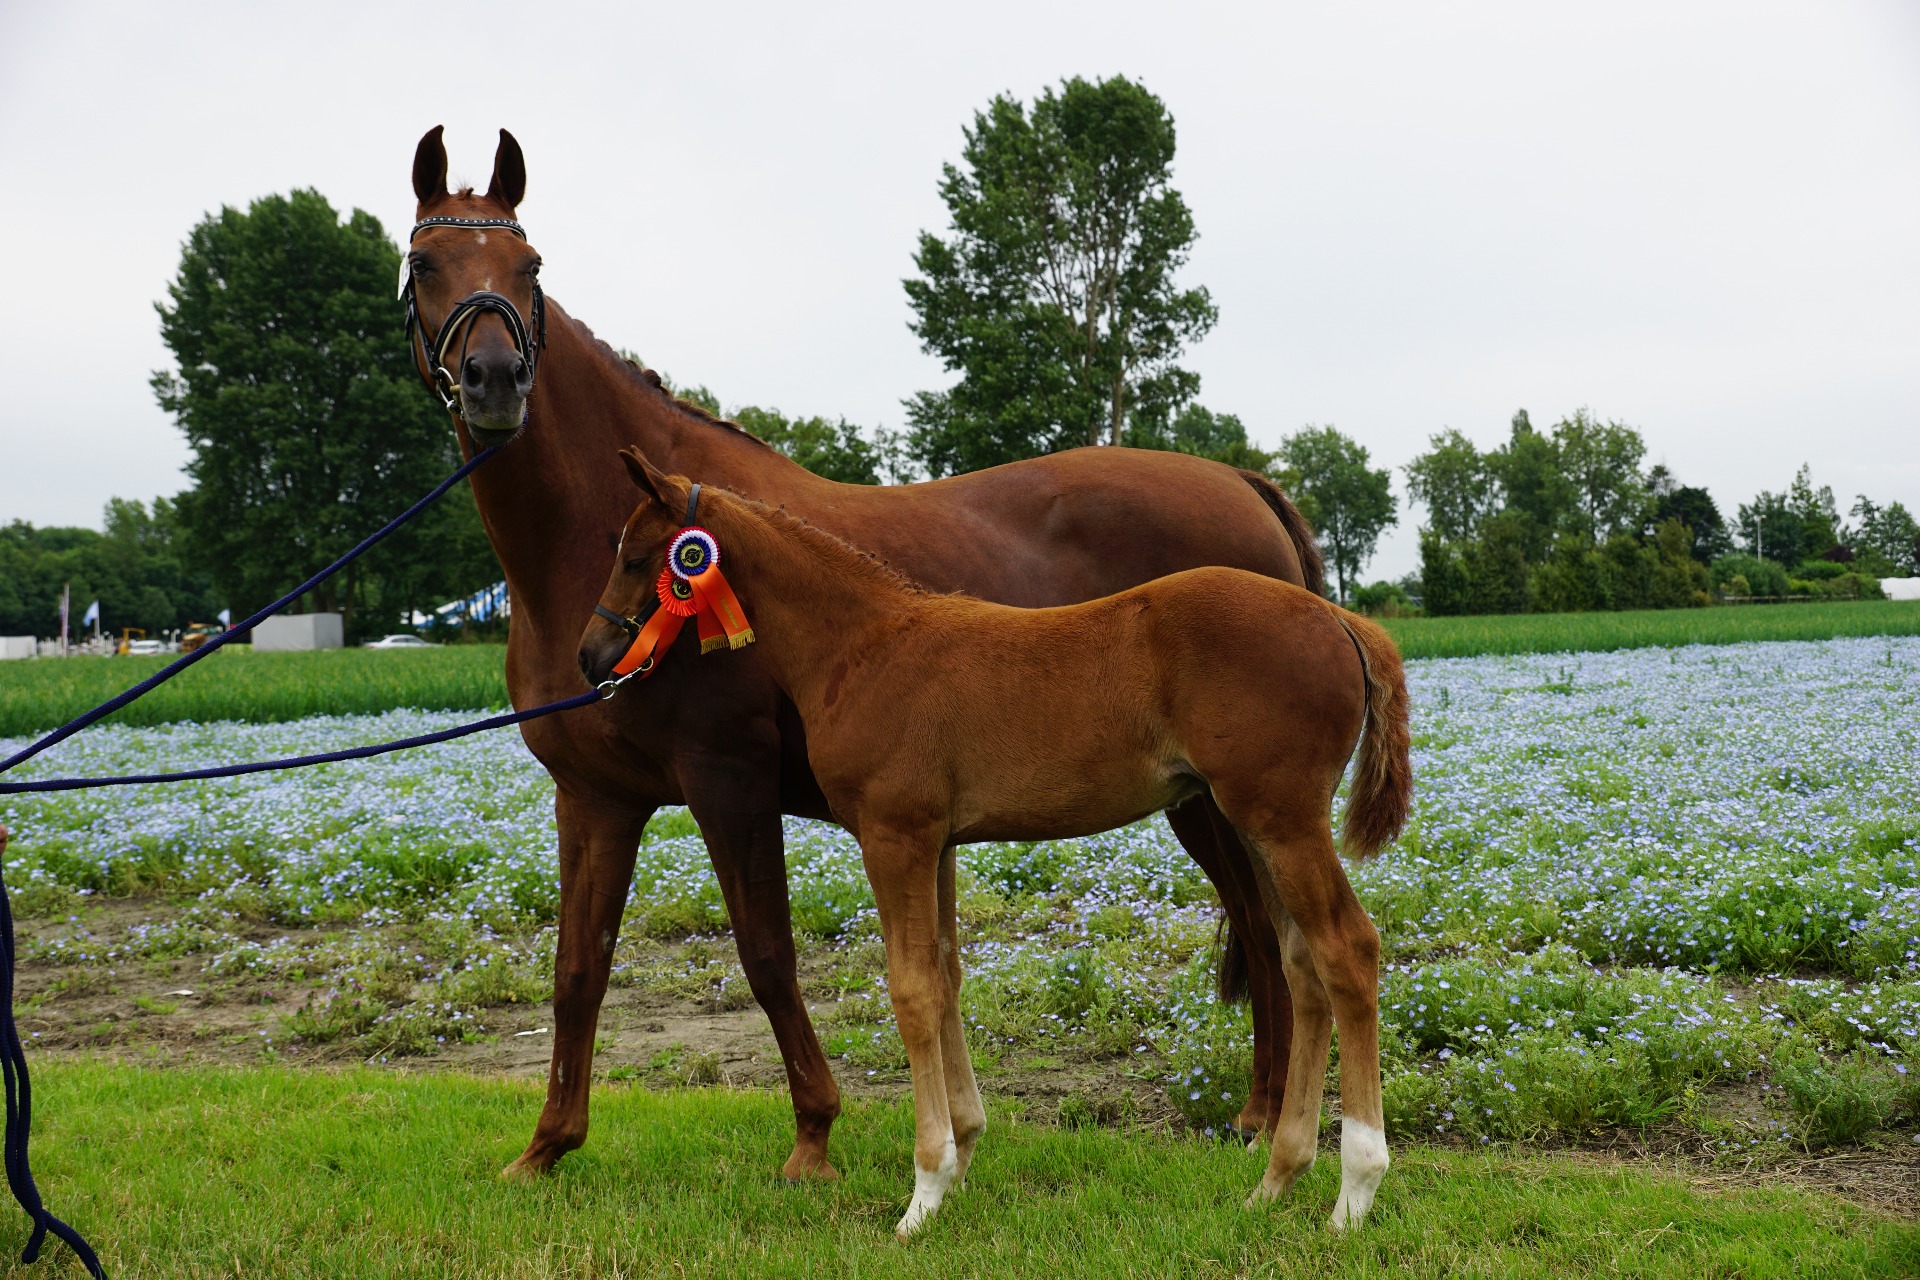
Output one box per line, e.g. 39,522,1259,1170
1227,808,1388,1229
1250,912,1333,1201
936,844,987,1182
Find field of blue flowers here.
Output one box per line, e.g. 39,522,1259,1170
2,635,1915,1160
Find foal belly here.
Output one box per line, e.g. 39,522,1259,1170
946,760,1197,845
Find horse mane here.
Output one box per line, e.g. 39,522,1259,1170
557,305,782,453
715,488,933,599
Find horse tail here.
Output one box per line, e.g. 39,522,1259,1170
1214,914,1250,1003
1239,470,1325,598
1334,610,1413,859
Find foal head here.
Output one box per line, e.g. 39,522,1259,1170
404,126,544,444
578,449,697,685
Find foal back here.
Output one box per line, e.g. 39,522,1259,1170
812,568,1372,846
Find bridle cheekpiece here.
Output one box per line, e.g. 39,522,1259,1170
399,215,548,416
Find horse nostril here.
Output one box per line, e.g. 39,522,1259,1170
462,356,485,387
578,650,593,681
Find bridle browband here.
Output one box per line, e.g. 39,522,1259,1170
401,215,548,416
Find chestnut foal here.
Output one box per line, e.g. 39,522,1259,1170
582,454,1414,1237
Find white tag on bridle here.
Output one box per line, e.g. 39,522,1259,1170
396,254,411,300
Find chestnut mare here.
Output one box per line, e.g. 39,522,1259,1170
583,455,1413,1235
405,127,1319,1181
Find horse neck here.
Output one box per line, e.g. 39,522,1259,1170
708,497,920,708
459,301,829,643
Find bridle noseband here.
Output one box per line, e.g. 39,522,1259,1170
400,215,548,416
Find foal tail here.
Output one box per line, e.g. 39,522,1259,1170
1335,611,1413,859
1239,470,1326,599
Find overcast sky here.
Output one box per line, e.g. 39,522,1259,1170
3,0,1916,581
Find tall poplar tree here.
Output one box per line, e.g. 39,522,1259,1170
903,76,1218,476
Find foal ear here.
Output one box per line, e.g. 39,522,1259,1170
620,447,673,507
487,129,527,210
412,126,449,205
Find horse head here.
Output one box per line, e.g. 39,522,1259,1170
404,125,545,445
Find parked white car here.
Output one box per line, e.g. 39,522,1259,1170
363,634,439,649
126,639,167,656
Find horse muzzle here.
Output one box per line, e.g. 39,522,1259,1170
458,347,534,439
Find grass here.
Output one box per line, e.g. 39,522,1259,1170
16,1061,1915,1279
4,602,1919,736
1377,599,1920,660
0,646,508,737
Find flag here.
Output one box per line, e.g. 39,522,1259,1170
217,608,231,627
81,600,100,629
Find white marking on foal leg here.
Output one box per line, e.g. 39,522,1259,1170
894,1135,958,1239
1329,1119,1388,1230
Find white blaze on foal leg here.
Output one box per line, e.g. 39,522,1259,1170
1330,1118,1388,1229
896,1133,958,1239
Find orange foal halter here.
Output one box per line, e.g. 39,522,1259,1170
596,484,755,699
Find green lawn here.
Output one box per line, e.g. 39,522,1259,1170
11,1063,1913,1279
0,646,508,738
6,603,1920,737
1377,599,1920,660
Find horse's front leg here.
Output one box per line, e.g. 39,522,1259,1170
503,789,651,1179
681,757,843,1180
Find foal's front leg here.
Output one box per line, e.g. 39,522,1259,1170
860,828,957,1238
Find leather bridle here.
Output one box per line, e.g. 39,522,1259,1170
400,215,548,416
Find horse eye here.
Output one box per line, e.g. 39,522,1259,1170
408,255,431,274
527,258,542,277
623,558,647,574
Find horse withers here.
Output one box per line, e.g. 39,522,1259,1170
582,451,1414,1237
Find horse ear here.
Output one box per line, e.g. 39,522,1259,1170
487,129,527,210
620,448,671,506
412,126,449,205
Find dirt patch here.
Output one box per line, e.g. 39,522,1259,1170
9,898,1917,1220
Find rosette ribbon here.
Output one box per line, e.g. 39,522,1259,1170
666,527,756,653
601,521,753,691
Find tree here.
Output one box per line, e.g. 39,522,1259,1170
1735,488,1802,566
1487,410,1574,564
1785,464,1840,561
1645,465,1729,563
0,502,222,638
732,406,884,485
154,190,497,639
1552,408,1647,545
1279,426,1396,604
1124,403,1289,477
1404,428,1496,544
903,76,1217,476
1850,496,1920,576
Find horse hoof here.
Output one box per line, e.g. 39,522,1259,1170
499,1155,554,1182
1222,1124,1260,1148
782,1151,841,1182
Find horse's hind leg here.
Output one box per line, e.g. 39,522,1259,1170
936,844,986,1182
1167,797,1293,1140
505,791,650,1179
860,828,958,1238
1227,805,1387,1229
684,772,842,1180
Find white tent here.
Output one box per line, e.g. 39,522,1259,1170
1882,578,1920,601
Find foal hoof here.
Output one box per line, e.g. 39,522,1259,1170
1222,1124,1262,1149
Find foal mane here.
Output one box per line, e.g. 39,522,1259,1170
716,488,933,599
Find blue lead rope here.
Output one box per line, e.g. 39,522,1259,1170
0,442,609,1277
